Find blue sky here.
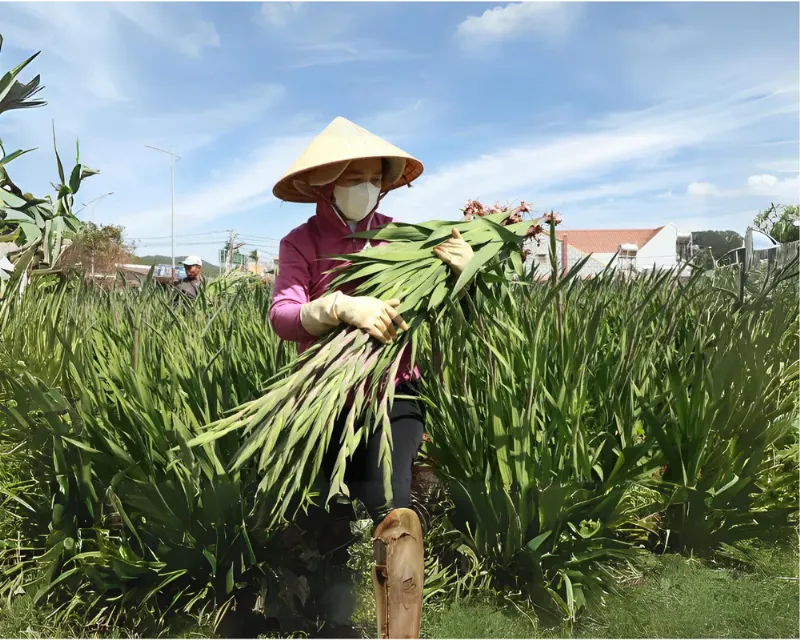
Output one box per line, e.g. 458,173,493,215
1,1,798,266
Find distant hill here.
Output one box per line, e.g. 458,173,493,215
134,255,222,275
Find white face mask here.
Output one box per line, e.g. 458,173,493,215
333,182,380,222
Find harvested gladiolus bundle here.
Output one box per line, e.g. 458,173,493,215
188,203,541,526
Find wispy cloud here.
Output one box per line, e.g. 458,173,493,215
687,182,721,198
288,43,423,70
112,3,220,58
380,80,798,232
1,3,221,103
746,173,799,200
257,2,305,29
255,1,423,68
357,99,445,144
131,83,286,154
456,2,579,47
112,134,313,239
0,4,130,103
2,1,796,265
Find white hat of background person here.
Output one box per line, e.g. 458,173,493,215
273,116,424,204
182,256,203,267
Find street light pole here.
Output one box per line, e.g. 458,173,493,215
80,192,114,277
144,145,181,276
81,192,115,224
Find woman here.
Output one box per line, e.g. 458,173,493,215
269,117,473,638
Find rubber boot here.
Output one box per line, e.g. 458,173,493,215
371,508,424,639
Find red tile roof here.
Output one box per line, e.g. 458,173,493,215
553,227,664,254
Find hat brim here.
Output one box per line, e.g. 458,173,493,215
277,156,423,204
272,116,424,204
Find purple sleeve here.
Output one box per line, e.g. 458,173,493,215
269,236,316,343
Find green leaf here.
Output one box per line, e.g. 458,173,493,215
527,530,552,552
0,189,27,208
450,240,503,299
0,147,35,167
225,562,235,594
1,208,34,224
69,163,82,194
17,221,40,242
52,121,66,186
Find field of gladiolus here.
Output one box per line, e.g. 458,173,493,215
0,239,798,637
1,35,799,639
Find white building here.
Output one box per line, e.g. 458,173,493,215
524,224,692,278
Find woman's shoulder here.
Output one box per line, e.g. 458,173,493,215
282,218,315,246
374,211,393,226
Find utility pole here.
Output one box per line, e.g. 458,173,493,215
144,145,181,278
223,230,246,274
739,226,753,307
226,230,235,274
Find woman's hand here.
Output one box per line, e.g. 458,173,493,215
333,294,408,344
434,228,474,277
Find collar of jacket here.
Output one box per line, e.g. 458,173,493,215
313,198,378,236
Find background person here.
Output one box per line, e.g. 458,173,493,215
174,255,203,302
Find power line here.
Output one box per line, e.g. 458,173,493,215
134,240,230,248
128,230,231,241
239,241,279,249
128,232,282,246
238,235,281,243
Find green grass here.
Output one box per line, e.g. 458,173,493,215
0,594,215,639
420,542,800,639
0,542,797,638
578,543,800,639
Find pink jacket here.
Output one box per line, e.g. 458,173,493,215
269,197,419,386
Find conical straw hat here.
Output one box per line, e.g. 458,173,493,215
273,116,424,203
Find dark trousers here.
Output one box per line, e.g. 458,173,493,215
322,382,425,524
304,385,424,628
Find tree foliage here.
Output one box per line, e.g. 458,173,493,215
753,203,800,243
58,222,135,275
693,230,743,259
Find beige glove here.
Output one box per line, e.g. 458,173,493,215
300,293,341,337
300,291,408,344
433,228,474,276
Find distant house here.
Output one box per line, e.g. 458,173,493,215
524,224,692,278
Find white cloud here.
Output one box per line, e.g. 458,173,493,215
456,2,577,45
255,2,420,69
258,2,306,28
115,135,314,238
687,182,721,197
746,173,799,200
357,99,444,144
131,83,287,154
379,80,798,229
4,0,795,263
0,4,130,103
288,43,424,69
747,174,779,188
112,4,220,57
0,3,221,104
114,95,442,243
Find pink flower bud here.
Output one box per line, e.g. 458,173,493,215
543,212,563,225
